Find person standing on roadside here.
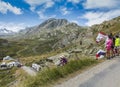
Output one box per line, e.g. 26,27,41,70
115,35,120,56
109,33,115,57
105,35,113,59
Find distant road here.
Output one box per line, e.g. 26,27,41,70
21,66,36,76
55,57,120,87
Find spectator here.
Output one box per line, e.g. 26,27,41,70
105,35,113,59
115,35,120,56
60,55,67,66
109,33,115,57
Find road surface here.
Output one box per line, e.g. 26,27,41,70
21,66,36,76
55,57,120,87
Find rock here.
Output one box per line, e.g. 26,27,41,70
69,49,82,53
32,63,42,71
3,56,14,61
46,53,69,65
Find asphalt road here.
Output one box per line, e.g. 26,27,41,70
55,57,120,87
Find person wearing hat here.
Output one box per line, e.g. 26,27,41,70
60,55,67,66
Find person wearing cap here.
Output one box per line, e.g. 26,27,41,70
60,55,67,66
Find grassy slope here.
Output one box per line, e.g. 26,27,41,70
0,68,17,87
92,16,120,36
0,38,59,59
0,39,24,59
21,58,99,87
17,39,57,56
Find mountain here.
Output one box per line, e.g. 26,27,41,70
16,18,84,40
0,28,15,36
19,18,68,34
1,16,120,87
38,18,68,29
1,18,87,57
2,16,120,58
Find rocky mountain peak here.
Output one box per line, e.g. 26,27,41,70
38,18,69,29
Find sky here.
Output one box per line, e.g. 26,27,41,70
0,0,120,32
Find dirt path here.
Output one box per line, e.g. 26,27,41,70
16,46,29,56
32,45,38,54
21,66,36,76
54,57,120,87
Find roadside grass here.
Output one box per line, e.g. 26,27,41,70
0,68,17,87
24,58,98,87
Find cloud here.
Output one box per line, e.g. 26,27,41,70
81,9,120,26
37,10,56,20
60,7,70,15
0,22,27,32
83,0,120,9
82,0,120,26
24,0,54,11
68,0,81,4
0,0,22,15
44,0,54,9
37,11,47,20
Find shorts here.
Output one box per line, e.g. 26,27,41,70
111,45,114,49
106,46,111,50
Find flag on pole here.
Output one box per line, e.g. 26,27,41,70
96,32,107,43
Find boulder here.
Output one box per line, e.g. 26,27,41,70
3,56,14,61
32,63,42,71
47,53,69,65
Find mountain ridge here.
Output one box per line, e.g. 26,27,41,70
13,18,84,40
0,28,14,35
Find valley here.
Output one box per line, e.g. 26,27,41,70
0,16,120,87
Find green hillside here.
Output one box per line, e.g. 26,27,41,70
91,16,120,36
